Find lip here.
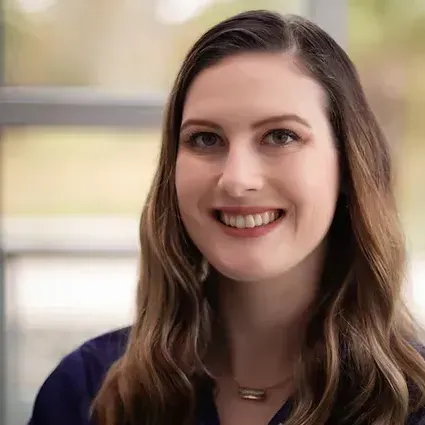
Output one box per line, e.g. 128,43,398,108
214,206,282,214
213,209,286,239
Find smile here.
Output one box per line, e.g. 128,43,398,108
215,209,285,229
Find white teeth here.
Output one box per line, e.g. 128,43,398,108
245,215,256,228
254,214,262,226
235,216,245,228
219,210,283,229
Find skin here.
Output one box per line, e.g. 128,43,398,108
175,52,340,425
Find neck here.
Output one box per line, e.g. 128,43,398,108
214,244,326,388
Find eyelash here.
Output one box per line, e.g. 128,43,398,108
262,129,301,146
183,128,301,149
185,131,222,149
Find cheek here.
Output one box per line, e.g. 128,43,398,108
175,155,211,244
175,153,209,213
301,158,340,233
175,156,192,210
280,150,340,211
305,162,339,199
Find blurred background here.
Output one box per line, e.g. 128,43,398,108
0,0,424,423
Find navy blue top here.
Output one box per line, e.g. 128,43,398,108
28,327,425,425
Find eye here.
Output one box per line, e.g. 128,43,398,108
263,129,300,146
187,132,221,149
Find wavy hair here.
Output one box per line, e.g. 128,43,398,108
92,10,425,425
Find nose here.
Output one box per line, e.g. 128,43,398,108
217,145,264,198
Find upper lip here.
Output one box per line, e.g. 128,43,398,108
214,206,283,214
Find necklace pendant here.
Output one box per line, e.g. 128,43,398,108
238,387,266,401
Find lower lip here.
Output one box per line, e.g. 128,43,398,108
216,213,285,238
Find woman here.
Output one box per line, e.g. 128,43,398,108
29,9,425,425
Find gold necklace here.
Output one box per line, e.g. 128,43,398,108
234,376,292,402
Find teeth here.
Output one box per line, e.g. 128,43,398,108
254,214,262,226
235,216,245,228
245,215,256,228
219,210,282,229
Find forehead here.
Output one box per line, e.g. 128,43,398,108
183,52,327,123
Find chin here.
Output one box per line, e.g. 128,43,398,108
210,258,285,282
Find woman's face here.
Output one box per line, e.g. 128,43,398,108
175,52,340,282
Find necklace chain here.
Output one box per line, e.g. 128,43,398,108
232,376,292,402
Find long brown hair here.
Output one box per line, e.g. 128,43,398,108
92,10,425,425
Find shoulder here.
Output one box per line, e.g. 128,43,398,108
408,407,425,425
28,326,131,425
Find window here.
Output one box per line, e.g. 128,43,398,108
3,127,161,215
5,0,305,91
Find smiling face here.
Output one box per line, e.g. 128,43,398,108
175,52,340,282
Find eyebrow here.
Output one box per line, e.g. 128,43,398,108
180,113,312,132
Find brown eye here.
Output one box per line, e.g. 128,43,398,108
263,129,299,146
